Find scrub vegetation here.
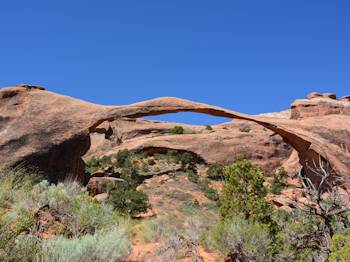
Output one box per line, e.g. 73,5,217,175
1,152,349,261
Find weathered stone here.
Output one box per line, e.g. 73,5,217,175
86,177,124,196
0,86,349,186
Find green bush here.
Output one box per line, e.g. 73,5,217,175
199,178,219,201
115,149,131,168
187,170,198,184
204,187,219,201
166,149,180,162
0,167,39,208
85,156,99,174
330,229,350,261
204,216,272,261
179,152,193,169
120,165,142,189
205,125,213,130
41,227,131,262
6,234,41,261
170,125,184,134
85,155,112,174
269,168,289,194
207,163,224,180
107,183,149,217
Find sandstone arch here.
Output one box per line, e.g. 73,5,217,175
1,86,349,184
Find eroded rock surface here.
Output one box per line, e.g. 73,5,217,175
291,92,350,119
1,85,349,185
87,118,292,174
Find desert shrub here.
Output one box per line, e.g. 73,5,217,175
166,149,180,162
170,125,184,134
147,158,156,165
120,165,143,189
204,216,272,261
41,227,131,262
85,156,99,174
69,194,125,236
330,229,350,261
135,151,148,159
138,219,166,243
0,167,39,208
199,178,219,201
153,153,166,160
165,150,196,169
204,187,219,201
187,170,198,184
269,167,289,194
239,123,251,133
107,183,149,216
205,125,213,130
140,162,149,173
115,149,131,168
6,234,41,262
179,152,193,168
0,168,132,261
85,155,112,174
3,227,131,262
207,163,224,180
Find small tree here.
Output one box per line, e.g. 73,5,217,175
219,155,273,224
107,184,150,216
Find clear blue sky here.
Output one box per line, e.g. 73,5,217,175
1,1,349,124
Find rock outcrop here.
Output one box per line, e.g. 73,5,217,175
1,85,349,185
291,92,350,119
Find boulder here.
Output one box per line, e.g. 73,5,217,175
93,193,108,203
291,94,350,119
307,92,322,99
86,177,124,196
340,95,350,102
323,93,337,99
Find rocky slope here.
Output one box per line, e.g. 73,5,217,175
1,85,349,186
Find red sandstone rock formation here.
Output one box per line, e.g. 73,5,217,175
1,85,349,185
87,118,292,174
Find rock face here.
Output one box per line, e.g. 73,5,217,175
291,92,350,119
1,85,349,185
87,118,292,174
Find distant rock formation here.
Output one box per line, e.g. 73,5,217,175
291,92,350,119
